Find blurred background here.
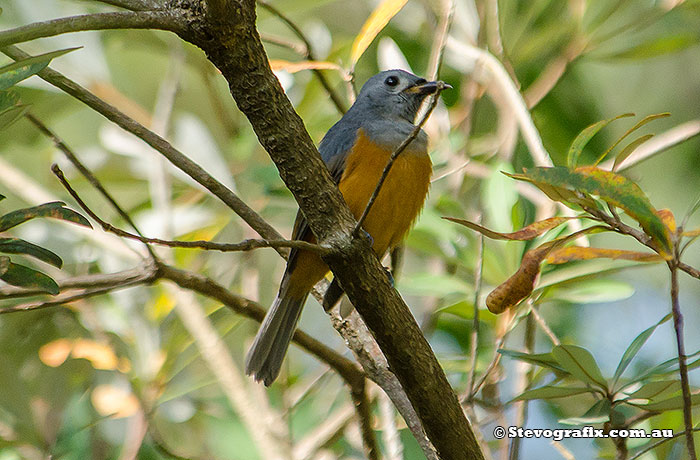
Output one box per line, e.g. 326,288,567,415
0,0,699,458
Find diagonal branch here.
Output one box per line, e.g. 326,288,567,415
0,11,186,47
0,45,285,253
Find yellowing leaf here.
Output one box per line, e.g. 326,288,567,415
39,339,72,367
546,247,663,265
656,208,676,233
444,216,574,241
683,228,700,237
91,385,140,418
72,339,119,370
269,59,343,74
350,0,408,68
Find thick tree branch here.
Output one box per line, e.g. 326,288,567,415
0,11,186,47
178,1,484,458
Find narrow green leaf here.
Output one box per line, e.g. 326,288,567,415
625,380,680,401
612,314,671,389
607,35,697,60
546,279,635,304
597,113,670,167
512,385,594,401
0,89,19,112
552,345,608,389
633,393,700,412
630,349,700,384
610,134,654,171
0,104,29,131
0,261,59,294
498,349,565,372
0,201,91,232
0,47,80,91
0,238,63,268
559,399,611,425
567,113,633,168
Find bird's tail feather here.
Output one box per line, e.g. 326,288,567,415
245,282,307,386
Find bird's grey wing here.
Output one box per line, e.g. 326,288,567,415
286,123,359,272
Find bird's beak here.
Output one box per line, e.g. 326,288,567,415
403,80,452,95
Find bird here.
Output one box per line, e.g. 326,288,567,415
245,69,448,385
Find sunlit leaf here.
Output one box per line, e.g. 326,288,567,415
0,261,59,294
39,339,73,367
612,314,671,389
552,345,607,389
567,113,633,168
512,167,672,256
0,237,63,268
91,385,140,418
444,216,575,241
512,385,593,401
0,47,80,91
546,247,663,265
350,0,408,67
269,59,343,74
0,201,91,232
682,228,700,237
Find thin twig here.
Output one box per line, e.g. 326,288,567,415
679,262,700,280
530,306,560,345
466,219,484,395
50,164,326,255
669,259,698,460
426,0,454,82
0,11,184,47
256,0,347,114
628,428,700,460
1,46,286,253
353,85,448,236
0,284,145,315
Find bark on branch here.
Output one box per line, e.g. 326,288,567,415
177,0,484,458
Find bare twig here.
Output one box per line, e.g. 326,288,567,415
0,11,184,47
628,428,700,460
256,0,347,114
466,219,484,396
530,307,560,345
1,46,285,252
669,259,698,460
52,165,326,255
426,0,454,81
679,262,700,280
353,84,449,236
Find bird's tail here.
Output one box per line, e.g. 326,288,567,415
245,280,307,386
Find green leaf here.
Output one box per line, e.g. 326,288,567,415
399,273,471,297
607,35,698,60
0,201,91,232
612,314,671,389
0,238,63,268
597,113,670,166
631,349,700,384
610,134,654,171
633,393,700,412
512,167,672,256
498,349,565,373
625,380,680,401
552,345,608,389
512,385,594,401
567,113,633,168
559,399,611,425
0,261,59,294
0,104,29,131
0,47,80,91
0,89,19,112
545,279,635,304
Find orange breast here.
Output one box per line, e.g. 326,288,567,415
286,129,432,296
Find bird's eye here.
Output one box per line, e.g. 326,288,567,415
384,76,399,87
